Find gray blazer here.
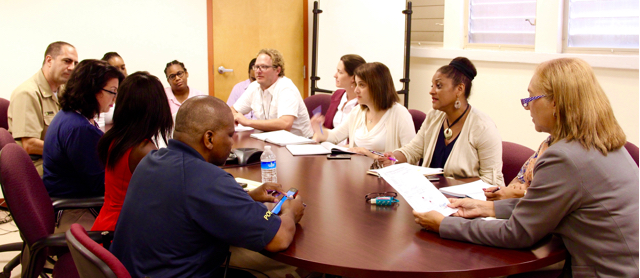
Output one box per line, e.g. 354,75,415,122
440,140,639,277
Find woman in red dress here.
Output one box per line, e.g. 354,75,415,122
92,72,173,231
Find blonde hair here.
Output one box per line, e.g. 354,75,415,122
257,49,285,77
533,58,625,155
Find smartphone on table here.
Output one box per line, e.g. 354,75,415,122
270,188,298,215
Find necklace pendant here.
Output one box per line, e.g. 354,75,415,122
444,128,453,140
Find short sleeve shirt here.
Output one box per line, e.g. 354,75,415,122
110,139,282,278
232,76,313,137
165,86,206,115
8,70,60,141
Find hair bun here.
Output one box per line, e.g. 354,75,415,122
449,59,476,81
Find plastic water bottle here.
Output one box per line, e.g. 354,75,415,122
261,146,277,183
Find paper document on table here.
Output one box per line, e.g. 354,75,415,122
439,180,491,201
250,130,315,146
235,177,262,192
286,142,356,156
375,163,457,215
367,163,443,178
235,124,254,132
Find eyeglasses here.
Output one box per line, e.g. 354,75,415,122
252,65,276,71
168,71,185,81
365,192,398,201
102,88,117,96
520,95,546,108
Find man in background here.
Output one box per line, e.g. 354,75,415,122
8,41,78,175
231,49,312,137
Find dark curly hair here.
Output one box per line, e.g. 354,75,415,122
98,71,173,169
59,59,124,119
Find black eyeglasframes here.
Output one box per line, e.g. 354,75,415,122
365,192,398,201
102,88,117,96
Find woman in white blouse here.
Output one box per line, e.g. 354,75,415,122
323,55,366,130
310,62,415,155
379,57,504,186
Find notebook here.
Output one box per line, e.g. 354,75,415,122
438,180,491,201
249,130,316,146
286,142,356,156
235,177,262,192
367,163,443,179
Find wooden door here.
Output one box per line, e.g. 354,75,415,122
208,0,306,102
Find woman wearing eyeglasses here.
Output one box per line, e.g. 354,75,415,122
164,60,205,115
92,72,173,232
378,57,504,187
43,59,124,229
414,58,638,277
310,62,416,155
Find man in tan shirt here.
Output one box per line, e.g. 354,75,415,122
8,41,79,175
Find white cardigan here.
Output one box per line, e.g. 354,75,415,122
397,107,505,187
325,103,416,152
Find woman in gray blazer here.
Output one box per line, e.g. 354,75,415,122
413,58,638,277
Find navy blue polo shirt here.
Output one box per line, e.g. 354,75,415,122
111,139,282,278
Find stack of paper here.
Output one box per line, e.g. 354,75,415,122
374,163,457,215
286,142,356,156
367,163,443,178
438,180,491,201
250,130,315,146
235,124,254,132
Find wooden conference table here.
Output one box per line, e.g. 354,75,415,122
224,131,566,278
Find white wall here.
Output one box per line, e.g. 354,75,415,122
0,0,208,100
2,0,636,150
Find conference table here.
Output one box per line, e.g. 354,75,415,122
224,130,567,278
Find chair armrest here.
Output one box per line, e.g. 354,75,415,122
31,230,112,253
0,242,22,252
51,196,104,210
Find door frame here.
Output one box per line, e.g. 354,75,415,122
206,0,309,98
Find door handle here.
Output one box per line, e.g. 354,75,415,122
218,66,234,74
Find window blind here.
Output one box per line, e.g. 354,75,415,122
468,0,537,45
567,0,639,49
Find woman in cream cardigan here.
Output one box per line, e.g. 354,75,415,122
380,57,504,186
310,62,415,155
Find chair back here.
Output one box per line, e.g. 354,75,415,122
0,128,15,150
304,94,332,117
66,224,131,278
408,109,426,133
0,144,56,277
624,141,639,166
502,141,535,184
0,98,9,130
